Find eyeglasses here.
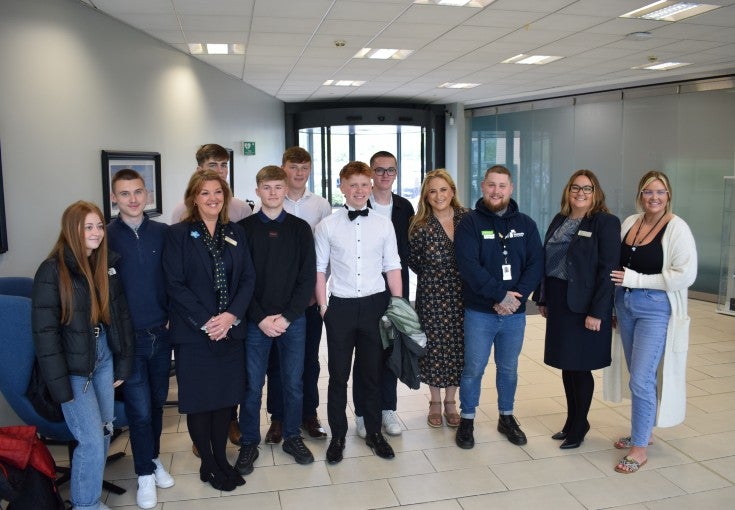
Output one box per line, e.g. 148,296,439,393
373,167,397,176
569,184,594,195
641,189,668,197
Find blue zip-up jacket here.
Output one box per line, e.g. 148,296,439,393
455,198,543,314
107,214,169,331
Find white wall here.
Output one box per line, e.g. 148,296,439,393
0,0,284,425
0,0,284,278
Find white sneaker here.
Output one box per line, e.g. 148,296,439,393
152,457,175,488
355,415,367,438
382,410,402,436
136,474,157,509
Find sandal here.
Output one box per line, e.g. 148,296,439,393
614,455,647,474
614,436,653,449
427,401,443,428
443,400,461,428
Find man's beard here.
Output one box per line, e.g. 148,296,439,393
484,195,510,212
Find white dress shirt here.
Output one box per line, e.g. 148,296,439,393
284,189,332,232
315,207,401,299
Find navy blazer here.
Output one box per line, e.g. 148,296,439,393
163,220,255,344
535,211,621,319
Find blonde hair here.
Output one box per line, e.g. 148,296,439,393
181,169,231,224
636,170,673,214
48,201,110,325
409,169,463,236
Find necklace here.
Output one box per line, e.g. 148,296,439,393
630,213,666,252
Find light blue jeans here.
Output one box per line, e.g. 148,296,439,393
61,330,115,510
615,287,671,447
459,309,526,418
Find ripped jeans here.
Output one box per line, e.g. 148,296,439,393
61,329,115,510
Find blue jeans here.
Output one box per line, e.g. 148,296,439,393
121,325,171,475
459,309,526,418
615,287,671,447
61,330,115,510
241,315,306,444
267,304,323,421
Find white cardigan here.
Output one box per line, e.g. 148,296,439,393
603,214,697,427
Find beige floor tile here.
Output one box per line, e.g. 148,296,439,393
172,491,281,509
327,450,435,484
233,462,332,494
383,501,463,510
423,441,531,471
458,484,586,510
106,473,221,508
388,467,506,505
688,392,735,413
512,397,567,418
582,440,694,473
669,431,735,461
387,426,458,452
702,455,735,483
645,486,735,510
657,462,732,493
563,471,685,509
690,375,735,394
279,479,399,510
490,455,606,490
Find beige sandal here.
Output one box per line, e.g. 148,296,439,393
614,455,647,474
443,400,461,427
427,401,443,428
614,436,653,449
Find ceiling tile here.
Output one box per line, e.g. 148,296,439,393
173,0,256,16
465,9,547,28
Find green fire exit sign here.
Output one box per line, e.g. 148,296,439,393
242,141,255,155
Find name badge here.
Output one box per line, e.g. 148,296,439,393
577,230,592,238
224,236,238,246
502,264,512,280
482,229,495,240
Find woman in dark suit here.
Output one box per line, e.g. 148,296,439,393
534,170,620,449
163,170,255,491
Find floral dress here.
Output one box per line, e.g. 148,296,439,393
408,208,468,388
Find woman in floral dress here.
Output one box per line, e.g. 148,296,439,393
408,169,467,428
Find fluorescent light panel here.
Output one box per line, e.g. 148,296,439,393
188,43,245,55
413,0,496,7
323,80,365,87
620,2,720,21
632,61,692,70
502,54,563,65
439,82,480,89
353,48,413,60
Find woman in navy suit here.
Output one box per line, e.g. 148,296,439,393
534,170,620,449
163,170,255,490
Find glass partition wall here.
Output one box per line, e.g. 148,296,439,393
468,76,735,295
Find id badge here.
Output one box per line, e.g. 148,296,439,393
502,264,512,280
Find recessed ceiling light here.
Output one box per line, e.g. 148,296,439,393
632,61,692,70
620,2,720,21
413,0,496,7
353,48,413,60
501,54,563,65
439,82,480,89
188,43,245,55
323,80,366,87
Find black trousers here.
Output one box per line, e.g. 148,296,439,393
324,292,389,438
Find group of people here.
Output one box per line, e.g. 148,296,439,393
29,140,697,510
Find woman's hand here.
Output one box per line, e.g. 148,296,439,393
585,316,601,331
206,312,237,341
611,269,625,286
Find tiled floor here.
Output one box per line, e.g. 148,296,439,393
53,299,735,509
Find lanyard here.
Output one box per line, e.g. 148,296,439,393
497,231,509,264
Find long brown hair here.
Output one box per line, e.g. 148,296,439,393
181,169,232,223
560,169,609,217
409,169,463,236
48,201,110,325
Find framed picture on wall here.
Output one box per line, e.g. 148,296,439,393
0,141,8,253
101,150,162,222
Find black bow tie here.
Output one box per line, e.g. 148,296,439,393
347,208,369,221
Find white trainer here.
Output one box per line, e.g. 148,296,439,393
382,409,402,436
152,457,175,488
355,415,367,438
136,474,157,509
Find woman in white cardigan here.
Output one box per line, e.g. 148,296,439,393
608,171,697,474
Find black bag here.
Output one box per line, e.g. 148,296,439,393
0,462,65,510
25,360,64,423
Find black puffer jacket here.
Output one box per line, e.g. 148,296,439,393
31,248,134,404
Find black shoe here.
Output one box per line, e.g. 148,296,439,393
326,437,345,464
559,438,583,449
551,431,568,440
235,443,259,475
283,436,315,465
199,467,237,491
302,415,328,439
225,466,246,486
455,418,475,449
497,415,527,446
265,420,283,444
365,433,395,459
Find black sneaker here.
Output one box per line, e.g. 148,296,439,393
235,443,259,475
282,436,315,465
497,414,527,445
326,437,345,464
455,417,475,449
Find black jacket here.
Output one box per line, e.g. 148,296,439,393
31,248,134,404
368,194,415,299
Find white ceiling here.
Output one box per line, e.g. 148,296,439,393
79,0,735,106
